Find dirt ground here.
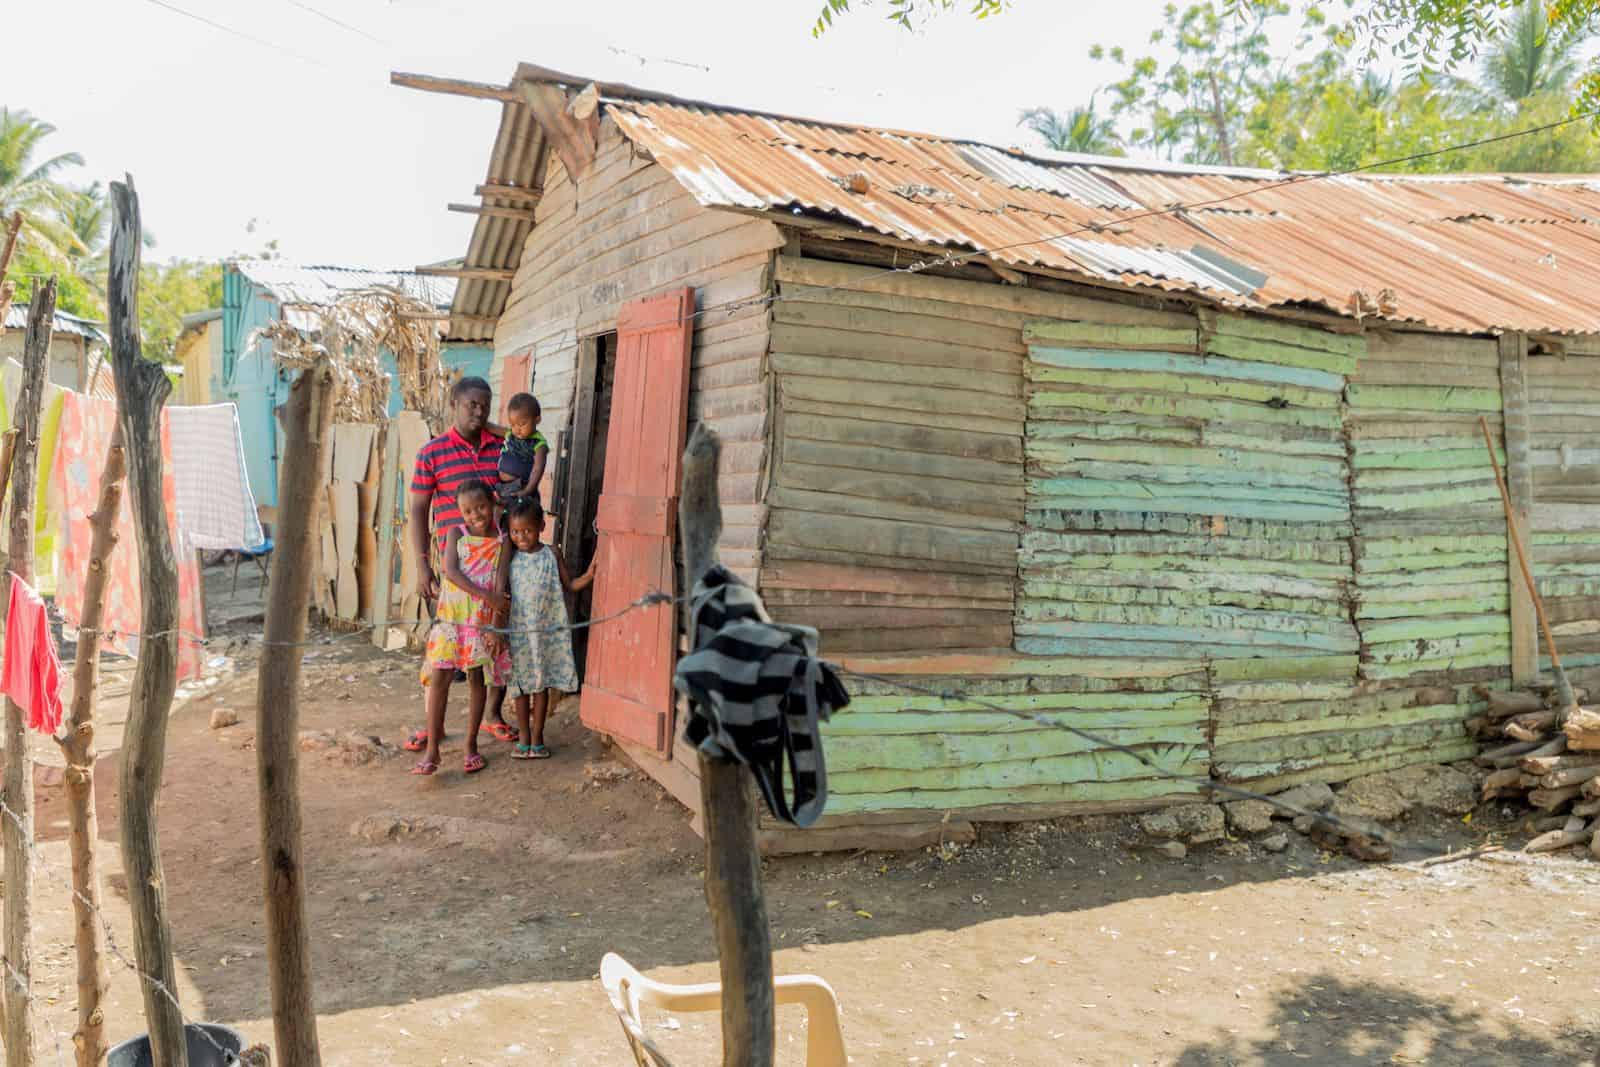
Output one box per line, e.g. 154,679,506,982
20,605,1600,1065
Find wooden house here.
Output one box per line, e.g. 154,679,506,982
402,64,1600,852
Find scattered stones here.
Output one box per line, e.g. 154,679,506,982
445,958,482,976
1260,832,1290,853
1272,781,1334,815
357,890,382,905
1215,841,1250,858
584,760,633,787
209,708,240,730
350,812,501,850
1154,840,1187,860
300,730,394,766
1292,815,1315,835
1223,799,1275,835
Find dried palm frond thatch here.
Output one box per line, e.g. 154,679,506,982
246,286,456,429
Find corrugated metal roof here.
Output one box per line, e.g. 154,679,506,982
442,65,1600,336
3,304,108,344
235,262,459,334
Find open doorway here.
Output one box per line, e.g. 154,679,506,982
551,331,617,677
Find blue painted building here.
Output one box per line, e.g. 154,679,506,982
219,263,491,507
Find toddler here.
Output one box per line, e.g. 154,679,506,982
495,496,596,758
497,392,548,507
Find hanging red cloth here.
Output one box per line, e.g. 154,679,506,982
2,573,63,734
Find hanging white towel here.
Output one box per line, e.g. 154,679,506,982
167,402,266,551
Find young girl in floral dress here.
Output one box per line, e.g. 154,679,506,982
409,479,511,776
494,496,596,759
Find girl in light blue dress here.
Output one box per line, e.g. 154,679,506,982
495,497,596,759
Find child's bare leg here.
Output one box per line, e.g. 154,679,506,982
465,669,487,759
423,669,453,765
514,693,532,746
530,690,551,748
487,684,509,729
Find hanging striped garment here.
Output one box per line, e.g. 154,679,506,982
674,565,850,829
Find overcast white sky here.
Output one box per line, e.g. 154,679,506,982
4,0,1185,269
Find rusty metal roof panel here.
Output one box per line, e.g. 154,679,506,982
444,65,1600,337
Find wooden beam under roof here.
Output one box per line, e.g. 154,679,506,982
475,182,544,203
390,71,520,103
448,203,537,221
414,266,515,281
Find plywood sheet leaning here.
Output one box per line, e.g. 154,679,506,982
1527,347,1600,682
1347,331,1511,686
330,423,378,621
391,411,434,641
1022,311,1365,790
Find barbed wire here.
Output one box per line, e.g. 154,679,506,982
64,588,682,652
0,795,237,1065
1,951,68,1067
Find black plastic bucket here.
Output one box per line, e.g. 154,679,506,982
107,1023,245,1067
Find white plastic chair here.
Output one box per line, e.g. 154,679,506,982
600,952,848,1067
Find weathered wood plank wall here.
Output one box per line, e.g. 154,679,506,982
492,120,784,584
492,121,784,809
1529,343,1600,688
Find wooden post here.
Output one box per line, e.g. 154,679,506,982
1480,415,1577,715
256,355,335,1067
679,424,775,1067
1497,332,1538,684
0,212,22,331
56,424,123,1067
1,277,54,1067
107,178,189,1067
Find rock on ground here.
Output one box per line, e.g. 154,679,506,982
1140,803,1225,844
1154,841,1186,859
209,708,240,730
1272,781,1334,815
1224,799,1275,835
1333,764,1476,823
1260,832,1290,853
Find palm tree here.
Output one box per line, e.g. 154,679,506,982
1480,2,1581,104
0,108,84,260
61,181,111,294
1019,100,1124,156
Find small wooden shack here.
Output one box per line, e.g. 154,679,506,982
1,302,109,393
401,64,1600,851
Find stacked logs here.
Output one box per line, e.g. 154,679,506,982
1472,685,1600,858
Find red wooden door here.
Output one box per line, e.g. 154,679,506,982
579,289,694,753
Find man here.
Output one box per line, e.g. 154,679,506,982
410,376,502,600
407,376,519,742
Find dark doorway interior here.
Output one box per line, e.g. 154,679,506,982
552,331,617,677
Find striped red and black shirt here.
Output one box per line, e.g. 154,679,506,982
411,427,505,537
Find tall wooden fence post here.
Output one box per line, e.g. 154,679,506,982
679,424,775,1067
256,355,335,1067
108,177,189,1067
57,424,124,1067
2,276,55,1067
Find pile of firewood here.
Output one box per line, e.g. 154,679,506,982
1472,685,1600,857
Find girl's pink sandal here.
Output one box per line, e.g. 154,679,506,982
410,759,439,776
464,752,487,774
